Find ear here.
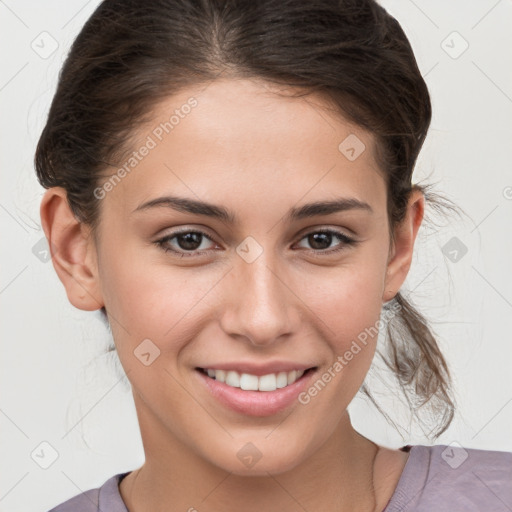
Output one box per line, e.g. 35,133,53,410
40,187,104,311
382,188,425,303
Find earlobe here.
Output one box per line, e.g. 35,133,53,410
382,189,425,303
40,187,104,312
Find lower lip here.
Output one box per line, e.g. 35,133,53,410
195,368,317,417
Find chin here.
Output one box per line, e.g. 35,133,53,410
208,443,308,477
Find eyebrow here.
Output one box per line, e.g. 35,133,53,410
132,195,373,223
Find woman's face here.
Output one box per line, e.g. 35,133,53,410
65,78,420,475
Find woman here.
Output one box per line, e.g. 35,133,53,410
36,0,512,510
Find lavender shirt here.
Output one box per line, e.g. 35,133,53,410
47,444,512,511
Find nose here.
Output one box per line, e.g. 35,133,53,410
219,255,299,347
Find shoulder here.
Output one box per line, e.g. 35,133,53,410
46,472,129,512
386,444,512,512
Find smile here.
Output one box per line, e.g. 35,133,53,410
198,368,311,392
195,366,317,416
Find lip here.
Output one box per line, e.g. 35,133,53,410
195,361,315,377
195,366,317,417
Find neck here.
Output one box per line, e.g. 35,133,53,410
120,396,382,512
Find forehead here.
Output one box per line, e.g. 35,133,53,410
102,78,386,218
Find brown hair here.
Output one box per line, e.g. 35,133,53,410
35,0,461,439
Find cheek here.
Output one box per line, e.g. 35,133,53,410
307,256,386,323
298,256,387,365
97,241,221,356
99,226,387,358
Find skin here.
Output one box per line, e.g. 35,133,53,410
40,77,423,512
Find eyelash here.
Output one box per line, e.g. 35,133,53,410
154,228,357,259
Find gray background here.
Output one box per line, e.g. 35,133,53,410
1,1,511,510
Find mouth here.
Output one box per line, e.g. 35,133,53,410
194,366,318,417
195,367,317,392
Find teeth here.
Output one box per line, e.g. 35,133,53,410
240,373,258,390
214,369,226,382
203,368,306,391
258,373,276,391
225,371,240,387
276,372,288,388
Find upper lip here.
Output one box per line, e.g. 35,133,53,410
197,361,317,376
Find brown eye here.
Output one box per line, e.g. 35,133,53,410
295,229,356,255
155,230,216,257
174,232,204,251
